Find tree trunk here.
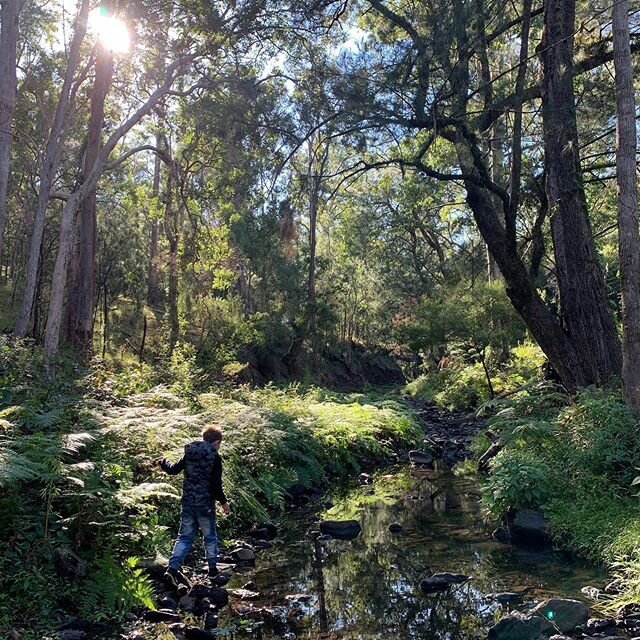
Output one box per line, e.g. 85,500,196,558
14,0,90,337
66,37,114,355
42,55,192,364
147,132,163,306
0,0,22,269
539,0,622,384
453,135,590,391
163,165,179,356
612,0,640,411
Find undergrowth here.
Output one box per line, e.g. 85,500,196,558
0,339,422,638
475,382,640,613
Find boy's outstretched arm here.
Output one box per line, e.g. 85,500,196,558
159,455,185,475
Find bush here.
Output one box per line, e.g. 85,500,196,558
478,385,640,610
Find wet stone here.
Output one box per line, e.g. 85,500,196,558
231,547,256,562
486,592,524,604
487,611,555,640
419,577,451,593
229,588,260,600
388,522,403,533
319,519,362,540
430,572,470,584
184,627,216,640
143,609,182,623
586,618,616,632
531,598,588,633
179,595,197,612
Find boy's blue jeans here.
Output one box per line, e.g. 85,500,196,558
169,504,218,570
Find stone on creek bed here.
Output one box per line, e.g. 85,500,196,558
229,588,261,600
409,450,435,467
531,598,588,633
319,519,362,540
487,611,556,640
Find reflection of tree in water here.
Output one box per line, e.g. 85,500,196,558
229,468,604,639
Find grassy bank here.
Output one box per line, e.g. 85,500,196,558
476,383,640,612
0,340,422,638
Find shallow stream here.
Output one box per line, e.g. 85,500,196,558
218,465,605,639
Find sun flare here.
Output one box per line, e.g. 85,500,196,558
88,6,130,53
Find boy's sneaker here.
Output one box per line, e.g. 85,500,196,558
164,566,181,587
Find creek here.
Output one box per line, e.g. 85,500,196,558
216,464,605,639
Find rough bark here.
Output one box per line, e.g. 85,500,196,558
0,0,22,268
14,0,90,337
453,134,588,390
66,38,114,355
539,0,622,384
612,0,640,411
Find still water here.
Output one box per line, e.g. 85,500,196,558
219,466,605,639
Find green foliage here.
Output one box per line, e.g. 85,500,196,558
405,342,546,411
478,386,640,610
79,555,155,619
484,449,551,515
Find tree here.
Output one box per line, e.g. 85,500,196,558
0,0,24,270
14,0,91,338
66,13,115,355
612,0,640,411
539,0,622,384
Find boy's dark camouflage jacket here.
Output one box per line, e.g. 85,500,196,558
160,440,227,506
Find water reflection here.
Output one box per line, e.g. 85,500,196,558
219,467,604,639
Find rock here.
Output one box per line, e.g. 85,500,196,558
254,540,273,549
139,554,170,579
243,581,257,590
179,595,198,612
143,609,182,623
605,579,624,594
430,572,470,584
123,612,138,622
358,472,373,485
158,594,178,610
285,594,312,603
317,533,332,541
319,520,362,540
409,450,435,467
204,611,218,630
188,584,229,608
486,592,524,604
487,611,556,640
388,522,403,533
492,526,511,544
53,547,88,580
229,589,260,600
231,547,256,562
586,618,616,633
549,636,573,640
212,572,230,587
510,509,551,546
581,585,601,600
184,627,216,640
532,598,588,633
618,602,640,619
419,577,451,593
57,632,87,640
246,523,277,540
286,483,307,499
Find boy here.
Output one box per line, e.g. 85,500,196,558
159,425,230,585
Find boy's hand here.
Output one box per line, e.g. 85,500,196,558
221,502,231,515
